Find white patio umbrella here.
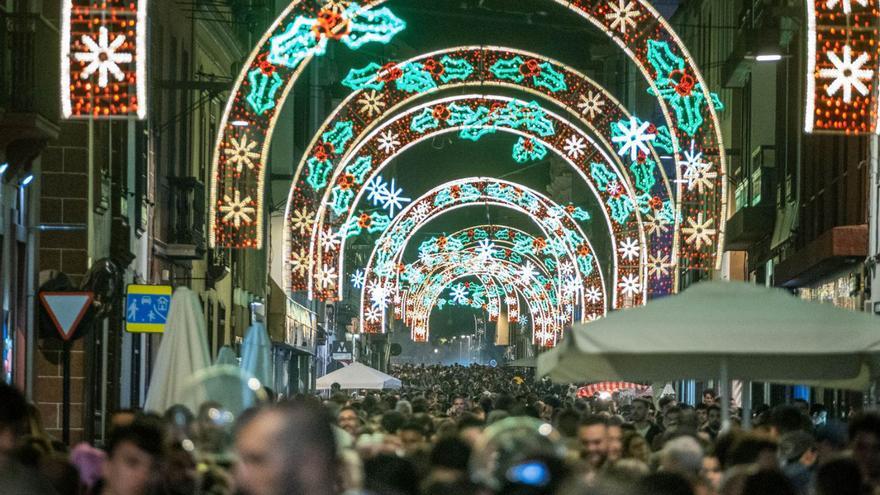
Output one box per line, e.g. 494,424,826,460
538,281,880,421
144,287,212,413
241,322,273,390
316,362,402,390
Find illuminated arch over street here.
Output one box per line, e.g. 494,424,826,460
295,95,645,301
209,0,727,275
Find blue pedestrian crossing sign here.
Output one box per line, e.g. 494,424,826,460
126,285,173,333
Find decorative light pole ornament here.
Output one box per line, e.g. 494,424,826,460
61,0,148,119
805,0,880,134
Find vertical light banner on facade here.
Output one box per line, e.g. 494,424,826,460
805,0,880,134
61,0,147,119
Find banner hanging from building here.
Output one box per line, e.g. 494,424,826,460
61,0,147,119
805,0,880,134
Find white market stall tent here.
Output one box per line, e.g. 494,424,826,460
316,362,402,390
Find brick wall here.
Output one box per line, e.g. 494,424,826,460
37,121,90,444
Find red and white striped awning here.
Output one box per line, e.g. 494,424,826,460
577,381,649,398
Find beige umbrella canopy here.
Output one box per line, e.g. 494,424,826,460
539,281,880,389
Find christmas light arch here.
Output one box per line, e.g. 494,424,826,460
209,0,727,275
281,45,678,296
296,95,645,303
354,177,610,335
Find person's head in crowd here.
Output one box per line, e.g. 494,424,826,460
450,395,468,416
163,404,194,443
578,414,608,469
363,453,420,495
0,382,28,463
766,405,812,438
234,401,337,495
102,416,166,495
381,410,405,434
659,396,677,415
702,389,717,406
815,455,865,495
399,421,427,456
700,452,722,492
792,398,809,417
778,430,816,467
395,399,413,418
337,406,361,438
631,398,652,424
694,403,708,427
428,436,471,484
622,431,651,463
705,405,722,431
726,433,778,470
487,409,509,425
848,411,880,483
663,406,683,432
457,413,484,447
606,419,624,462
814,420,848,463
740,468,798,495
554,408,580,438
658,436,703,480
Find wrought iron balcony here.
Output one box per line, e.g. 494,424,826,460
166,177,206,259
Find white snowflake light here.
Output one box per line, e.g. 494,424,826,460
519,261,537,285
74,26,133,88
819,45,873,103
682,213,716,250
563,135,587,159
368,281,390,309
320,227,342,252
676,141,717,193
224,134,261,172
364,306,382,324
475,239,497,260
612,117,656,161
377,130,401,153
618,237,640,261
318,264,338,289
585,286,602,304
618,273,642,297
648,251,672,279
357,90,386,117
219,191,255,228
643,212,670,235
290,206,315,235
380,178,411,217
449,284,469,305
350,269,366,289
605,0,639,35
411,202,431,223
289,247,312,276
366,176,390,206
826,0,868,14
558,260,575,277
577,91,605,119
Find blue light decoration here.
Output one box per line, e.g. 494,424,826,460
645,39,723,137
362,175,411,217
246,68,283,115
489,56,568,92
512,137,547,163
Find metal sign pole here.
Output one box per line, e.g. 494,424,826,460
62,340,71,444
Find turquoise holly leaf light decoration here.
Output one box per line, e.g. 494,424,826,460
438,55,474,83
345,155,373,184
246,68,283,115
645,39,723,137
629,160,657,194
366,212,391,234
589,162,619,190
653,125,677,154
490,57,525,82
397,63,437,93
329,188,355,216
411,108,440,133
341,62,385,91
268,17,325,69
306,157,333,190
567,205,591,222
512,137,547,163
578,255,595,276
342,4,407,50
323,121,355,154
533,62,567,92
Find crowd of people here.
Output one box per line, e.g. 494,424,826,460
0,363,878,495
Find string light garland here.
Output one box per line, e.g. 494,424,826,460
61,0,148,119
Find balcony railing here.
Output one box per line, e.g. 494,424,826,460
0,12,59,120
166,177,206,259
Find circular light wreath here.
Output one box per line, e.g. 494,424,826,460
209,0,726,278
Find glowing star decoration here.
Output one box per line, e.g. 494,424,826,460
357,90,386,116
224,135,261,172
519,261,537,285
643,212,671,236
618,273,642,297
475,239,497,260
577,91,605,120
825,0,868,13
605,0,640,35
219,191,255,228
289,247,311,276
74,27,132,88
682,213,716,250
677,141,716,193
290,206,316,235
368,281,390,309
62,0,147,119
563,135,587,159
350,268,366,288
365,176,390,205
585,286,603,304
318,264,338,289
618,237,640,261
377,130,401,153
611,117,656,161
320,227,342,252
820,46,873,103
